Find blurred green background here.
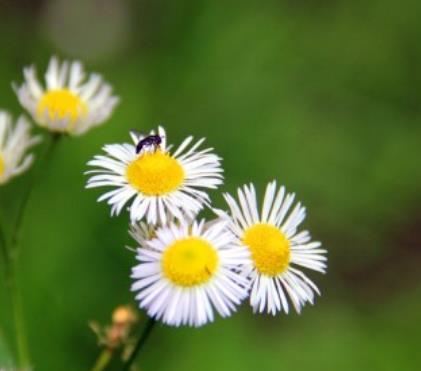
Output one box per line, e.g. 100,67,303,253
1,0,421,370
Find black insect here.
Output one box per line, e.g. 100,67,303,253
135,134,162,154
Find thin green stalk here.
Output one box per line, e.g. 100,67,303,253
7,257,29,369
122,318,156,371
6,133,61,369
91,348,114,371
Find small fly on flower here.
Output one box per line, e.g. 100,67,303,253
130,130,164,154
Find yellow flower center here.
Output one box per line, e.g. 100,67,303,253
126,150,185,196
162,237,219,287
37,89,87,127
0,155,4,177
242,223,291,276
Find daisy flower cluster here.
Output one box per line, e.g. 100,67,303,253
87,127,327,327
1,53,326,370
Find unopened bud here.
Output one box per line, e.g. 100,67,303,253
112,305,138,326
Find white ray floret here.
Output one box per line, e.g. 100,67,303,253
86,126,224,224
223,181,327,315
130,218,250,327
0,111,41,185
13,56,119,135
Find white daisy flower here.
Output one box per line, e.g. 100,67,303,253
86,127,224,224
130,218,250,327
13,56,119,135
0,111,41,185
223,181,327,315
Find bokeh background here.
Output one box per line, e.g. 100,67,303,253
1,0,421,370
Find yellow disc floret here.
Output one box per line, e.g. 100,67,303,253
162,237,218,287
0,155,5,177
126,150,185,196
37,89,88,127
243,223,290,276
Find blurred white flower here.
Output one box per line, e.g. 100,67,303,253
14,56,119,135
131,218,250,327
86,127,223,224
223,181,327,315
0,111,41,185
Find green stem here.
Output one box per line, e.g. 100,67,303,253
122,318,156,371
91,348,114,371
7,256,29,369
7,133,61,369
